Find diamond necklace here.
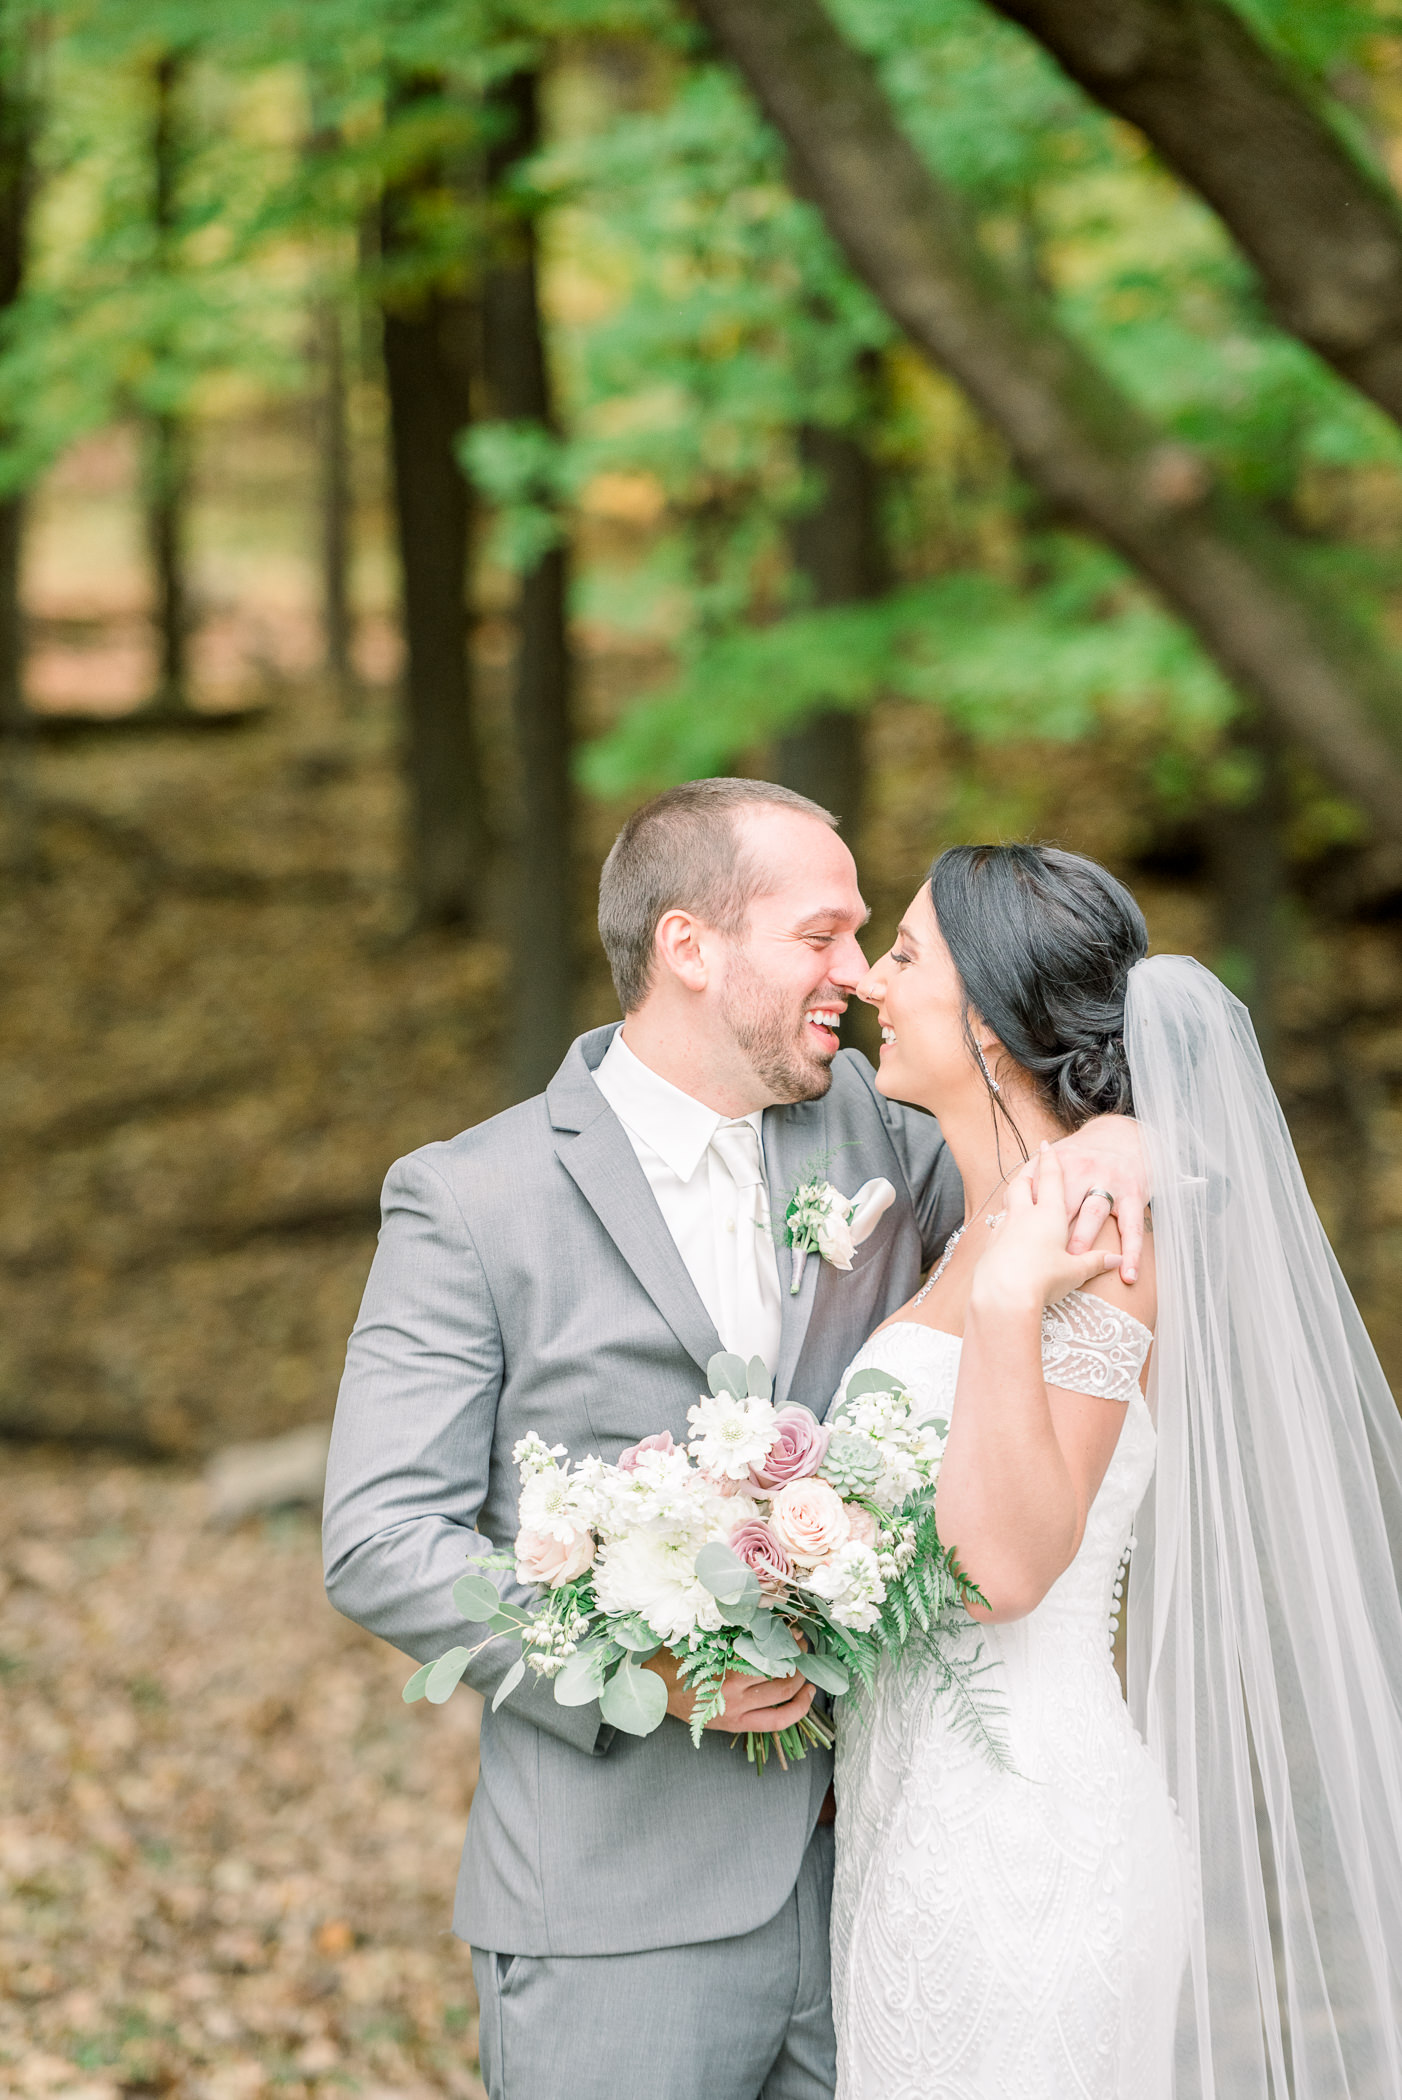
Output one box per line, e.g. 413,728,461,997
910,1171,1013,1311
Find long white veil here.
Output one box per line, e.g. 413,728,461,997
1124,954,1402,2097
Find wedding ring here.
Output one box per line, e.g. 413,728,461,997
1088,1187,1115,1206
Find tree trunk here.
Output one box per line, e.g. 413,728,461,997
690,0,1402,847
0,15,29,737
314,292,355,704
1204,718,1284,1069
983,0,1402,435
145,52,191,717
380,78,487,929
776,421,886,835
481,69,575,1093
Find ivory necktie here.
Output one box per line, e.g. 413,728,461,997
707,1118,784,1376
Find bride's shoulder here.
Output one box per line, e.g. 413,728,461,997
1072,1213,1157,1340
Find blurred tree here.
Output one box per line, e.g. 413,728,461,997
143,45,193,717
776,414,886,834
689,0,1402,846
480,65,575,1092
379,71,488,927
0,0,34,737
984,0,1402,434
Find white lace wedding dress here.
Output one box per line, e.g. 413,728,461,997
830,1295,1193,2099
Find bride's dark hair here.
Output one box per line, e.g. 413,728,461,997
928,843,1148,1133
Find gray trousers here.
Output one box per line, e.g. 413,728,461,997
471,1823,835,2100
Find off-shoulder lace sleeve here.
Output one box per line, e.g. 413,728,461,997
1040,1290,1151,1403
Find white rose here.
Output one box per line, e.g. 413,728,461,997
813,1207,856,1270
592,1527,724,1646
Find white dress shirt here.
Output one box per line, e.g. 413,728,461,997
593,1029,784,1374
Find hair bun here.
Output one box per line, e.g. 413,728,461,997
1058,1036,1132,1122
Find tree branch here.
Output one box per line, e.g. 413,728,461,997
690,0,1402,841
984,0,1402,429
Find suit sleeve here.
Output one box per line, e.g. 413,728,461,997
322,1150,613,1758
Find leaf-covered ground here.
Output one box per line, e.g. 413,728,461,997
0,1446,487,2100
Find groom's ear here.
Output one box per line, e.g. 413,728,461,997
654,907,711,993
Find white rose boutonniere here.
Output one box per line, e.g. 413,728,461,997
783,1171,896,1294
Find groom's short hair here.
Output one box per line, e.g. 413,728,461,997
598,777,837,1012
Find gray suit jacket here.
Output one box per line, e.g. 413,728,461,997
323,1025,961,1956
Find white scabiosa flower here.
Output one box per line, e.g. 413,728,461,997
592,1528,724,1646
687,1390,780,1481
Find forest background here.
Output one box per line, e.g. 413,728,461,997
6,0,1402,2093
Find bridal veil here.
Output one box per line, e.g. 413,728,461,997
1125,954,1402,2097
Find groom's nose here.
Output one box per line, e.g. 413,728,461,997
828,931,870,989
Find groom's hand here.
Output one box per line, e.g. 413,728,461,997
1054,1114,1149,1284
643,1648,816,1734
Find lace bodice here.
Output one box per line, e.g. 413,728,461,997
830,1291,1192,2099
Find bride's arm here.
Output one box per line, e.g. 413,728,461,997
935,1146,1156,1623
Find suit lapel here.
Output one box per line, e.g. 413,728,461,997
550,1030,723,1380
764,1094,831,1406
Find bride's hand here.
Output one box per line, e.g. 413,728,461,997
972,1144,1120,1316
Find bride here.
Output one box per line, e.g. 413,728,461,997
829,843,1402,2099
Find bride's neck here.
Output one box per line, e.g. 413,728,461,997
936,1088,1067,1223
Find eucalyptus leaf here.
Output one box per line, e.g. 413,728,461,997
598,1657,669,1737
844,1368,904,1402
695,1540,751,1604
554,1648,607,1706
453,1573,504,1622
492,1657,526,1712
707,1351,750,1399
746,1356,772,1400
402,1661,434,1704
797,1650,851,1695
488,1606,533,1636
733,1633,798,1678
425,1646,473,1705
747,1611,801,1660
613,1615,661,1651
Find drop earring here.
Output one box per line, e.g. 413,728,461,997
975,1042,1001,1095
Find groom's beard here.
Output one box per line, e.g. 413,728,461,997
720,959,842,1103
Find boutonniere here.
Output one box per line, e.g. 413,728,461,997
783,1172,896,1294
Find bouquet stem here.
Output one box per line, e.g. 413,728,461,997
736,1707,836,1773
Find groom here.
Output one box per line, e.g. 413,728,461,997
323,777,1146,2100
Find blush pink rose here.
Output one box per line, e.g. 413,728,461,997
768,1478,851,1565
727,1518,792,1591
616,1430,674,1473
845,1504,878,1548
749,1406,831,1490
515,1526,595,1589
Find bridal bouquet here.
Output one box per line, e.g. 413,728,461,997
405,1353,993,1771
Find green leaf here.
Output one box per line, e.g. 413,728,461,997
402,1661,434,1704
732,1632,798,1678
453,1573,504,1622
695,1540,751,1603
425,1647,473,1705
797,1650,851,1695
492,1657,526,1712
844,1368,904,1401
488,1605,533,1636
598,1658,669,1736
612,1614,661,1651
747,1356,773,1400
554,1648,608,1706
707,1351,750,1399
746,1610,802,1661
